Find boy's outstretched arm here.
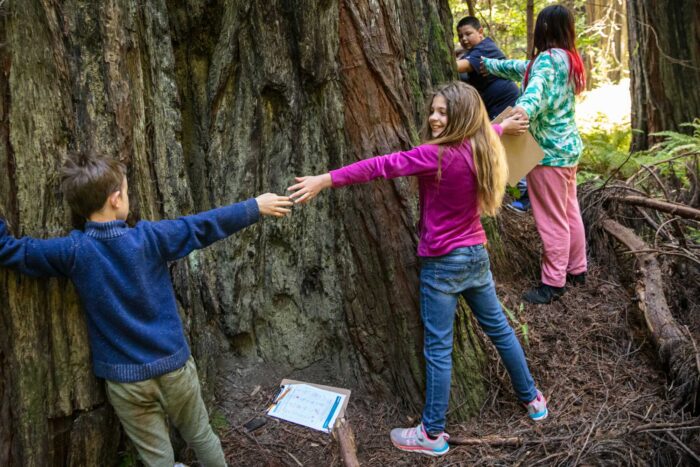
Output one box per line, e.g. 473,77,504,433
0,218,75,278
148,194,292,262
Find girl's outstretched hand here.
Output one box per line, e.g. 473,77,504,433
255,193,294,217
287,174,332,204
479,56,489,76
500,110,530,135
510,106,529,120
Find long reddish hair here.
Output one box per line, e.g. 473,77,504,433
523,5,585,95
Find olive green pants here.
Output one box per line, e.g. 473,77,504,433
106,357,226,467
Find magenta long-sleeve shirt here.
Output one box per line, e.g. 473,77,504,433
331,125,502,257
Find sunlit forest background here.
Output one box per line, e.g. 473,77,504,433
450,0,636,181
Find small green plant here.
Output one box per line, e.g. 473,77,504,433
507,184,522,199
578,118,700,185
501,302,530,347
118,448,138,467
210,409,230,434
578,118,634,180
650,120,700,159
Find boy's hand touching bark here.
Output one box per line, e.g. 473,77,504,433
255,194,293,217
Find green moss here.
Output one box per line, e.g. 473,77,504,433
427,8,453,85
449,305,488,420
209,409,230,434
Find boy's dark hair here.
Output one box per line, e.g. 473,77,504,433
456,16,481,31
60,152,126,219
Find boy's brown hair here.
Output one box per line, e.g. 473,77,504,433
60,152,126,219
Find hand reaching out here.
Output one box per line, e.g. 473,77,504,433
500,107,530,135
255,193,294,217
479,56,489,77
510,106,529,120
287,174,332,204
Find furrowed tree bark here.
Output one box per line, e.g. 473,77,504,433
627,0,700,150
0,1,497,464
602,218,699,411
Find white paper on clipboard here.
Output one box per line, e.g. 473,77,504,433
267,381,350,433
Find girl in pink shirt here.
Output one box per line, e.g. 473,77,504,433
289,81,547,457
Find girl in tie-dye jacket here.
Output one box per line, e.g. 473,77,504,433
483,4,588,304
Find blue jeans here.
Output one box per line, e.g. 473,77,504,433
419,245,537,433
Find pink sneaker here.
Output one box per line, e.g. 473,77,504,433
525,390,548,421
390,422,449,456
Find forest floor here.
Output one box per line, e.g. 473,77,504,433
210,209,700,466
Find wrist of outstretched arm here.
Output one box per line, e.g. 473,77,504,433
322,173,333,189
329,170,347,188
515,101,534,118
244,197,261,223
216,198,260,229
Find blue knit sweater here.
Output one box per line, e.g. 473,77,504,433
0,199,259,382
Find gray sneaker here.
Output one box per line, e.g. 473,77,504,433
390,422,449,456
525,389,549,421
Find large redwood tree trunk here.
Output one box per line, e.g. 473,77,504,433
627,0,700,150
0,1,493,465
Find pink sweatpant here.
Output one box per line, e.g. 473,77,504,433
526,165,587,287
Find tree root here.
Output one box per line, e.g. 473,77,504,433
333,418,360,467
611,195,700,221
602,217,700,412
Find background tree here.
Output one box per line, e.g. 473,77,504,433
0,1,494,465
526,0,535,58
581,0,627,88
627,0,700,150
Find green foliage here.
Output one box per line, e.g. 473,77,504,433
578,117,634,181
578,119,700,184
501,301,529,347
507,185,522,198
644,120,700,191
210,409,230,434
649,120,700,160
118,448,138,467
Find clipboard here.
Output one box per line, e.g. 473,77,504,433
267,379,351,432
492,107,544,186
280,379,351,421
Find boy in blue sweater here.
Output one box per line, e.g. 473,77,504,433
0,154,292,466
456,16,531,212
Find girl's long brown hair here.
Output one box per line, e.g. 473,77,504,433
523,5,586,94
420,81,507,216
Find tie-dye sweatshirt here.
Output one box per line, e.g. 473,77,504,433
483,48,583,167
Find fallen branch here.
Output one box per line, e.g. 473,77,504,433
333,418,360,467
448,435,522,446
611,195,700,221
602,218,700,411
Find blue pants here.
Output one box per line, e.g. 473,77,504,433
517,177,528,197
419,245,537,433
